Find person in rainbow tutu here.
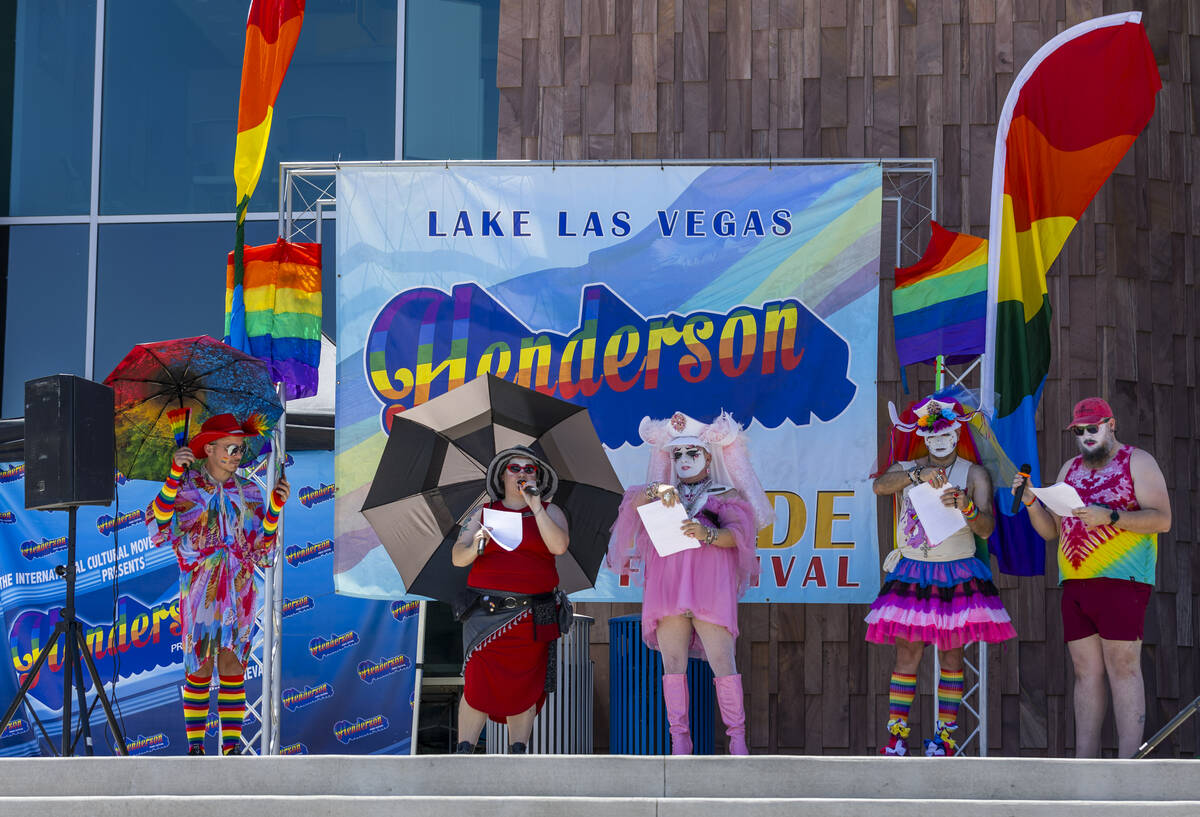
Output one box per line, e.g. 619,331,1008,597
145,413,289,756
865,395,1016,756
608,411,773,755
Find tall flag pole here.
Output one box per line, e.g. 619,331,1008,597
980,12,1159,574
227,0,306,353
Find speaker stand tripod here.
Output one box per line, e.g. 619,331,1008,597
0,506,127,755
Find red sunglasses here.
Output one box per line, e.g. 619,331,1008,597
506,463,538,475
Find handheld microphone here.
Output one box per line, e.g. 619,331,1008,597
519,480,540,497
1011,463,1032,513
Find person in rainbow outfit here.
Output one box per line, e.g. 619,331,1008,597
1013,397,1170,758
865,395,1016,756
144,413,290,755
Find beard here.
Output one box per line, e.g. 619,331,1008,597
1080,438,1114,466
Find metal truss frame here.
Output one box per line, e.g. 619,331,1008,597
259,158,987,756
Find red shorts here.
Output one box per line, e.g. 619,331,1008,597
1061,577,1152,642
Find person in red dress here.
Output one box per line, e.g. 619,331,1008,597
450,446,570,754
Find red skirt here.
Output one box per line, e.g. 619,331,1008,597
463,609,550,722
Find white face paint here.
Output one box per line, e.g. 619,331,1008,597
924,427,960,459
671,446,709,482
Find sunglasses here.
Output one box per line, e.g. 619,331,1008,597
506,463,538,475
219,443,246,456
671,448,704,460
1071,420,1109,436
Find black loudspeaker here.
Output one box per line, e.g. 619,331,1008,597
24,375,115,510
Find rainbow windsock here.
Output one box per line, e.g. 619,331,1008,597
167,407,191,449
981,12,1159,575
892,221,987,368
228,0,305,353
225,238,321,400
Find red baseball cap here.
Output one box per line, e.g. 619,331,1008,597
1066,397,1114,429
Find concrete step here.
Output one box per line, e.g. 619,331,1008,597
7,797,1200,817
1,756,1197,813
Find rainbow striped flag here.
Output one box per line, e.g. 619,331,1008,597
228,0,305,353
982,12,1159,575
167,407,191,449
892,221,987,368
225,238,321,400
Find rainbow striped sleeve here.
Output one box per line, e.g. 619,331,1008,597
892,221,987,367
261,489,284,542
152,462,186,532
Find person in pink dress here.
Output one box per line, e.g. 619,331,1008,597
608,411,773,755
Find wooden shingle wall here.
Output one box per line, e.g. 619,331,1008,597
497,0,1200,756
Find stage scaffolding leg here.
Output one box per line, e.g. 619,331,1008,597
247,386,286,755
931,643,988,756
410,601,427,755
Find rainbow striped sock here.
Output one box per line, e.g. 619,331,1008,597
182,672,210,751
218,673,246,754
937,668,965,725
888,672,917,724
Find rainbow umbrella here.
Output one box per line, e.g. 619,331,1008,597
104,335,283,482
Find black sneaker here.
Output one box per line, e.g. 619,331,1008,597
222,744,241,756
188,745,205,756
508,742,527,754
454,741,475,754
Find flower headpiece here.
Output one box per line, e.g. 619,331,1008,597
890,397,979,437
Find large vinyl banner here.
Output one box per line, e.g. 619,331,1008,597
0,452,417,756
335,163,882,603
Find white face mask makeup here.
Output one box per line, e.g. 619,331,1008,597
671,446,709,482
924,428,959,459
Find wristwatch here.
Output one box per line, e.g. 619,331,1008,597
1109,508,1120,526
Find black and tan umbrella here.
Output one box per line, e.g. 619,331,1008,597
360,375,625,601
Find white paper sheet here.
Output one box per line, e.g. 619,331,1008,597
907,482,967,545
1028,482,1087,517
481,507,524,552
636,499,701,557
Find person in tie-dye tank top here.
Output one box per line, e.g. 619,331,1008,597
1014,397,1171,758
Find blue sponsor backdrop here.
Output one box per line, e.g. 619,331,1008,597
0,452,417,757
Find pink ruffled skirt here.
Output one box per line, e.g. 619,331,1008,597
864,556,1016,650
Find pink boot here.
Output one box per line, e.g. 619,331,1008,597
661,673,692,755
713,674,748,755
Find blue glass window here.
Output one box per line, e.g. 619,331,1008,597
100,0,396,216
2,226,90,415
403,0,499,160
93,221,336,383
5,0,96,216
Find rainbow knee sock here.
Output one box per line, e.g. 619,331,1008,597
937,668,964,725
218,673,246,754
887,671,916,733
182,672,210,752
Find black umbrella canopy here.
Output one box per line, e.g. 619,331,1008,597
361,375,625,602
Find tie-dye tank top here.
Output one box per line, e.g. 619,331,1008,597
1058,445,1156,586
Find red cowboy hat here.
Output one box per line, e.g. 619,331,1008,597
189,413,267,458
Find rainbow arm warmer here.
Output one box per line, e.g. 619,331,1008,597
152,462,185,532
260,490,284,545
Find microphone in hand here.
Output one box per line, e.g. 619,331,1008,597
1011,463,1032,514
519,480,540,497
